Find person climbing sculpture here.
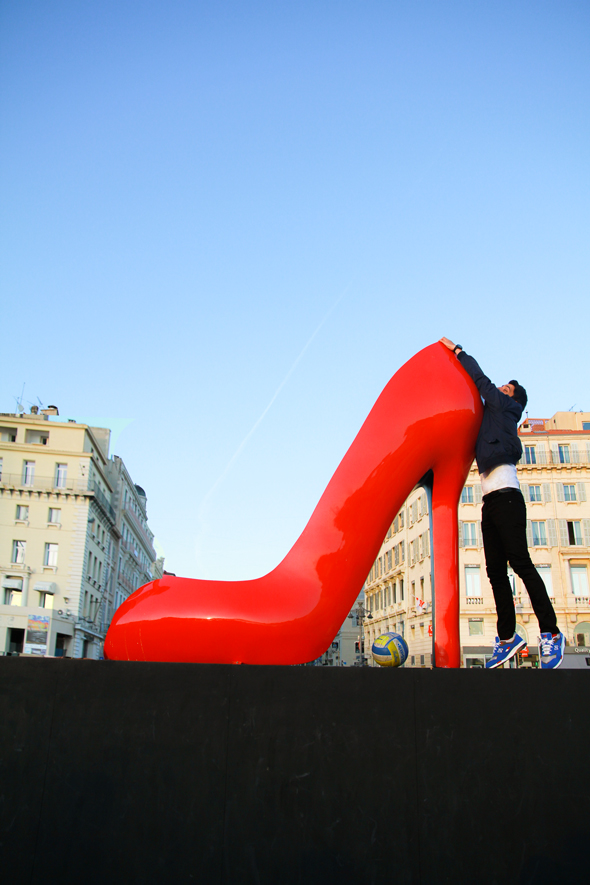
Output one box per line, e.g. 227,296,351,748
440,337,565,669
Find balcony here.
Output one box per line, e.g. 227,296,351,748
91,481,116,523
466,597,484,605
519,449,590,468
123,502,155,558
0,472,89,493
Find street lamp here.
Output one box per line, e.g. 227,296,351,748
349,601,372,665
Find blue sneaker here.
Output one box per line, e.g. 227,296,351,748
486,634,527,669
539,632,565,669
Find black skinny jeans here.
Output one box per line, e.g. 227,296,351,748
481,488,558,640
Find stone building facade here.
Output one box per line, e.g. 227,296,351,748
0,409,159,658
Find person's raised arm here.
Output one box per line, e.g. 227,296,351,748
439,337,505,409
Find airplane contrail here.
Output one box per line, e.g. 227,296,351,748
197,285,350,523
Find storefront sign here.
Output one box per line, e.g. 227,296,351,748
24,614,50,655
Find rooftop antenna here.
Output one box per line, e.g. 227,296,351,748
568,404,576,411
13,382,26,413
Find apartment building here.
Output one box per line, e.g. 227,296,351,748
0,408,159,658
363,411,590,668
106,456,157,617
314,592,366,666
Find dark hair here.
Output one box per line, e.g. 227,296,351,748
509,379,527,409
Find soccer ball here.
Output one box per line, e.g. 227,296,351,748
371,632,409,667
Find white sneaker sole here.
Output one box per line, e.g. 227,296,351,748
486,638,528,669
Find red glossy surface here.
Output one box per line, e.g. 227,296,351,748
105,342,483,667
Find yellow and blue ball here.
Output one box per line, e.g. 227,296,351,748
371,632,409,667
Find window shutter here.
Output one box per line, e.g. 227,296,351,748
583,519,590,547
572,443,580,463
542,483,552,503
521,485,529,503
559,519,569,546
587,442,590,463
474,484,482,503
547,519,557,547
526,520,533,547
537,444,547,464
578,482,587,503
556,483,564,502
458,520,464,547
477,521,483,548
550,444,559,464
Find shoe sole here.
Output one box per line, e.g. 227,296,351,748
486,638,528,669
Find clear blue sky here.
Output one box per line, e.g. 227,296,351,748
2,1,589,580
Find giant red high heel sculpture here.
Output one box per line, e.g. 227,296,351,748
105,342,483,668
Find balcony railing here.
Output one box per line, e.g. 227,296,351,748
519,450,590,467
123,501,155,558
466,597,484,604
0,472,90,492
91,481,116,523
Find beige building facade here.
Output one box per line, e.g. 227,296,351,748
0,409,158,658
363,411,590,668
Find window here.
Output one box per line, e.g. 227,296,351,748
568,521,583,545
392,582,397,604
461,486,474,504
44,543,58,567
525,446,536,465
16,505,29,521
531,521,547,546
22,461,35,486
574,621,590,647
0,427,17,442
399,578,404,601
508,568,517,597
583,423,590,431
0,457,3,479
462,522,477,547
536,565,553,596
529,486,542,502
25,429,49,445
4,588,22,605
48,508,61,524
563,484,576,502
558,445,570,464
55,463,67,488
39,592,54,609
12,540,26,563
468,618,484,636
465,566,481,596
571,565,589,597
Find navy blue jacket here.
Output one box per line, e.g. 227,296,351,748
457,351,523,474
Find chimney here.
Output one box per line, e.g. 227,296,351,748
30,405,39,414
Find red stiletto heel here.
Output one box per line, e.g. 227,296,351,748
104,342,482,667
